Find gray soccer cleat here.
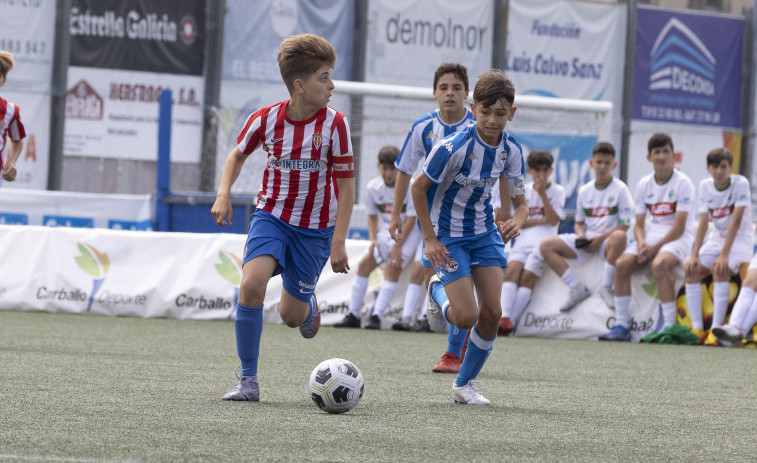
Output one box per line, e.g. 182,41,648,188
452,380,490,405
299,294,320,339
712,324,744,346
559,284,591,312
425,275,448,333
222,373,259,401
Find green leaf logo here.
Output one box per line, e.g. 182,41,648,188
641,271,657,299
75,243,110,278
215,251,242,286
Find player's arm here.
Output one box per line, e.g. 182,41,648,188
714,205,747,275
389,172,412,241
412,174,450,270
211,147,247,226
367,213,379,245
330,176,355,274
388,215,417,266
633,212,648,257
574,221,586,238
539,190,561,226
1,139,23,181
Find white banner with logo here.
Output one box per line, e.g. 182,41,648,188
0,189,152,229
364,0,493,87
1,225,672,342
0,0,56,189
63,67,204,163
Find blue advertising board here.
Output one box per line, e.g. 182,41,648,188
632,7,743,128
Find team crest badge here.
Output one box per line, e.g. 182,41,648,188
312,132,323,150
500,150,508,164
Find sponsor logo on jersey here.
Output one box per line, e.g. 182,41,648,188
710,205,733,219
269,158,321,172
453,174,498,187
529,206,544,217
647,202,675,216
589,206,610,217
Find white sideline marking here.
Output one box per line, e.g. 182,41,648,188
0,455,125,463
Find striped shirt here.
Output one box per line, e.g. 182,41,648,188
237,101,353,229
395,108,474,175
0,97,26,172
423,125,526,238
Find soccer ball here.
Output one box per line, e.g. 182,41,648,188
308,358,364,414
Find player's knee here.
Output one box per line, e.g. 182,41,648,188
239,278,267,304
650,258,670,278
519,270,536,288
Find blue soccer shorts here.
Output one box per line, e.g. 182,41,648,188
433,229,507,285
243,209,333,302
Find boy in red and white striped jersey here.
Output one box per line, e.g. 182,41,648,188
0,51,26,184
211,34,355,402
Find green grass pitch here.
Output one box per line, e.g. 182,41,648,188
1,310,755,462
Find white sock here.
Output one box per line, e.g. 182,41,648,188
418,292,429,318
729,287,754,329
349,275,369,317
511,287,532,326
602,263,615,288
615,295,631,328
401,283,423,320
740,294,757,334
685,283,704,330
373,281,398,318
561,268,580,288
500,281,517,318
661,301,676,328
712,282,730,328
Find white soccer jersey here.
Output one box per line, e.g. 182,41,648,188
395,108,475,175
634,169,695,237
519,181,566,244
364,176,416,232
698,174,752,241
574,177,634,239
423,125,525,238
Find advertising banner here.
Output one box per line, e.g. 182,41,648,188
0,189,152,230
632,6,743,128
364,0,493,87
64,0,206,162
63,67,204,162
0,0,56,189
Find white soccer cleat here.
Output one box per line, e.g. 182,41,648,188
597,285,615,309
425,275,448,333
712,324,744,346
452,380,490,405
559,284,591,312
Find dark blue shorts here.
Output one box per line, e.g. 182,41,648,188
243,209,333,302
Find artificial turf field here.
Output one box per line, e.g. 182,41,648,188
0,310,755,462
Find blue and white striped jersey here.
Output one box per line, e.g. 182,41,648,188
422,125,526,238
395,108,475,175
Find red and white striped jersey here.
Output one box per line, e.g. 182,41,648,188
0,97,26,172
237,100,353,229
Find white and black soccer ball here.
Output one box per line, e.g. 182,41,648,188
308,358,364,414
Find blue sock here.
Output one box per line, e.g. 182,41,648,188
235,302,263,377
431,281,451,323
446,325,467,357
455,326,495,387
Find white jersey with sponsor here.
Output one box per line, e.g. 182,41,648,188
517,181,566,245
634,169,695,239
575,177,634,239
364,175,416,233
698,174,752,241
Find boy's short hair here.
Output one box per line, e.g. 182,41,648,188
377,145,400,166
647,133,674,153
706,147,733,167
433,63,469,92
473,69,515,107
0,51,15,79
527,150,554,169
593,142,616,158
277,34,336,94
